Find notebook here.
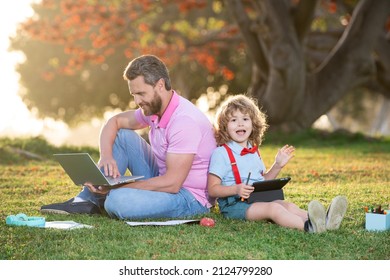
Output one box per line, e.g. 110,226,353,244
247,177,290,203
53,153,144,187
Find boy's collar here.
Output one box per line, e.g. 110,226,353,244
226,141,253,154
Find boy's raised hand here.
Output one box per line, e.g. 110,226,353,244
275,144,295,168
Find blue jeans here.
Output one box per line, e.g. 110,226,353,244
77,129,209,219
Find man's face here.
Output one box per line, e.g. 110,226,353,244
128,76,162,116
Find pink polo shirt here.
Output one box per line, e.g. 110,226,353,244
134,91,216,207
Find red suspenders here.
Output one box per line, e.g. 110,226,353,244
223,144,261,203
222,144,242,184
222,143,261,185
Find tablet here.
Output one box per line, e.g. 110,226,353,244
252,177,291,192
248,177,290,203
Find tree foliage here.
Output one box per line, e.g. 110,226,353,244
11,0,390,129
12,0,248,124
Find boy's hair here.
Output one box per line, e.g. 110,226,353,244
214,94,269,147
123,54,172,90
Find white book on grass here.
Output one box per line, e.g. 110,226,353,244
126,219,199,226
45,221,93,230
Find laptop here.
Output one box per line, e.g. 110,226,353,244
53,153,144,187
248,177,291,203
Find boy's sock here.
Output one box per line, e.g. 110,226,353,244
304,220,311,232
72,197,86,203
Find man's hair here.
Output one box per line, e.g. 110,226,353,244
123,54,172,90
215,94,269,147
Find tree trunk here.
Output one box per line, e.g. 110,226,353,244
299,0,390,129
230,0,390,131
370,95,390,135
375,34,390,97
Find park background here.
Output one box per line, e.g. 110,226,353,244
1,0,390,146
0,0,389,269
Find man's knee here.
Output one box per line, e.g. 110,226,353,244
104,189,145,219
116,129,140,143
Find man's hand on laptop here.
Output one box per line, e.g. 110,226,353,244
98,157,121,178
84,182,110,195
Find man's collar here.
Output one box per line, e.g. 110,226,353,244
150,91,179,128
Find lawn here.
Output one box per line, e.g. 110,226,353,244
0,130,389,260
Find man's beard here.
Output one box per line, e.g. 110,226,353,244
140,91,163,116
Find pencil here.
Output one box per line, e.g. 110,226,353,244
246,172,251,185
241,172,251,202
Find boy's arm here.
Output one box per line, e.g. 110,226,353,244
263,144,295,180
207,173,254,199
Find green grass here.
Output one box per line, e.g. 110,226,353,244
0,130,389,260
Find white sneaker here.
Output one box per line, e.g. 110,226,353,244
307,200,326,233
326,196,348,230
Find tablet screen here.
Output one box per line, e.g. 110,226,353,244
252,177,291,192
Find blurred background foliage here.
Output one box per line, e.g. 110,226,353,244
9,0,390,134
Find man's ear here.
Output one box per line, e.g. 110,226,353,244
158,78,165,90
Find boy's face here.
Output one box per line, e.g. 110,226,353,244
227,109,252,147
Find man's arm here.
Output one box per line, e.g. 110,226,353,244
119,152,194,193
87,152,194,195
99,110,144,177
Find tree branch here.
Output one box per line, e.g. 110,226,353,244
303,0,390,127
224,0,269,77
292,0,319,43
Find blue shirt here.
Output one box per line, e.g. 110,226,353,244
208,141,266,186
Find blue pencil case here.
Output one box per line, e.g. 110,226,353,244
6,213,45,228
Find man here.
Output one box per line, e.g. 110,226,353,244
41,55,217,219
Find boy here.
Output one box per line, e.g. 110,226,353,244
208,94,347,233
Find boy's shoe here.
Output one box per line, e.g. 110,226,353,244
326,196,348,230
40,198,101,215
305,200,326,233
